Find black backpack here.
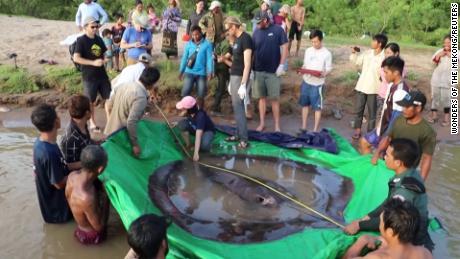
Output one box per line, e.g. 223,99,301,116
69,41,82,71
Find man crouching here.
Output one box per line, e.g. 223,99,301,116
66,145,109,245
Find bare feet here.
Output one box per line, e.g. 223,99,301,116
256,124,265,132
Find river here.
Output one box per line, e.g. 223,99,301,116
0,121,458,258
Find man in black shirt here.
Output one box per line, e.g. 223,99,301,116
31,104,72,223
223,16,253,149
74,16,111,133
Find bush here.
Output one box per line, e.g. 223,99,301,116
0,65,39,94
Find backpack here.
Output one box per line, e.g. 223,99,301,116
69,41,82,71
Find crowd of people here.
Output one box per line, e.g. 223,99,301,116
28,0,453,258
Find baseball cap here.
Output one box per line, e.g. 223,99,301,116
396,90,427,108
83,16,99,26
254,11,270,24
176,96,197,110
209,0,222,10
138,53,153,65
263,0,271,7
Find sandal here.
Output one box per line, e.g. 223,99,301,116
225,136,240,142
89,125,102,133
427,117,438,124
238,140,250,149
352,132,361,140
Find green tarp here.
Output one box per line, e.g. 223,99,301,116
99,120,424,258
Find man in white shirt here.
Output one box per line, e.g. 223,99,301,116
110,53,154,97
350,34,387,140
297,30,332,133
75,0,109,31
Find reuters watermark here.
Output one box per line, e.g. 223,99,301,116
451,3,459,135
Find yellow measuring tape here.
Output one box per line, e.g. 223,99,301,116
153,102,345,229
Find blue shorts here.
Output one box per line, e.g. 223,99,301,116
299,81,323,110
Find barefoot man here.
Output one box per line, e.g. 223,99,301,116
66,145,110,245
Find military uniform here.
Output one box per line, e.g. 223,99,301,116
212,39,231,112
359,168,434,251
199,12,225,45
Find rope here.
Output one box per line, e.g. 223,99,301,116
152,102,345,229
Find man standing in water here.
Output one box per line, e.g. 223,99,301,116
73,16,111,133
371,91,436,181
343,199,432,259
31,104,72,223
344,138,434,252
66,145,109,245
223,16,253,149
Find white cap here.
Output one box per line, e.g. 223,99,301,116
393,89,409,112
263,0,271,7
209,0,222,10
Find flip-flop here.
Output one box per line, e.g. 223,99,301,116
89,125,102,133
225,136,239,142
352,132,361,140
427,117,438,124
237,140,250,149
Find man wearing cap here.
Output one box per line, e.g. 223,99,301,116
199,0,225,46
223,16,253,149
174,96,216,161
104,67,161,157
121,14,153,65
110,53,154,98
371,90,436,181
73,16,111,132
75,0,108,31
252,11,288,132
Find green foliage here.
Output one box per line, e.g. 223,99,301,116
405,71,419,81
155,59,182,94
0,65,39,94
0,0,450,46
42,66,83,94
337,70,360,87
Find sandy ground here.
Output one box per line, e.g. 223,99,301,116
0,14,458,142
0,14,187,74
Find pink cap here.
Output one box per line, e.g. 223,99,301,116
176,96,197,110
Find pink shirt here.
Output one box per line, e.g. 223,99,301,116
378,67,407,99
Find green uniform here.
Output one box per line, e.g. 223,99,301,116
388,116,437,156
212,39,231,112
214,39,231,73
359,168,434,251
199,12,225,45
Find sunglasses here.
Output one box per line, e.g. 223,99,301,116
90,25,99,29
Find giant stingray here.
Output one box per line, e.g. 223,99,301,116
148,155,354,244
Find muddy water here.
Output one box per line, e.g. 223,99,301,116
0,124,458,257
149,156,353,243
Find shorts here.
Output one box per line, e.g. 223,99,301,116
431,86,450,111
364,129,380,148
252,71,281,99
289,21,302,41
83,79,111,102
299,81,323,110
74,227,106,245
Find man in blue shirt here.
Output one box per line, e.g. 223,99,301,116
121,15,153,65
252,12,288,132
31,104,72,223
75,0,108,31
179,25,214,102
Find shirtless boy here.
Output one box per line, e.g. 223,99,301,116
288,0,306,57
65,145,109,245
342,199,432,259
